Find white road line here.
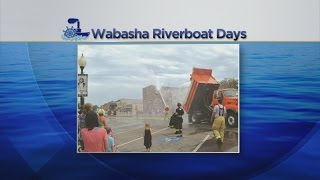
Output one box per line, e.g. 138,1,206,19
114,126,144,135
117,127,169,148
192,134,210,152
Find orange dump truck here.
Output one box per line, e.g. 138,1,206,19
183,68,238,127
212,88,239,127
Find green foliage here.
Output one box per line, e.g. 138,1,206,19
92,105,99,112
219,78,238,89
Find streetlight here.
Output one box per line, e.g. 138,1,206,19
78,53,87,74
78,54,87,107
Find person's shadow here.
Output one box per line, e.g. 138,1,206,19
211,137,225,152
217,143,225,152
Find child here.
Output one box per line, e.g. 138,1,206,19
105,126,116,152
163,106,170,121
144,123,152,152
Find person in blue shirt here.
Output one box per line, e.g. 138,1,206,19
105,126,116,152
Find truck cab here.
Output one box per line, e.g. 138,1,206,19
212,89,238,127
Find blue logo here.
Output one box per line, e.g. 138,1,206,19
62,18,90,41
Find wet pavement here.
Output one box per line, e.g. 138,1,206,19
97,115,238,152
197,130,239,152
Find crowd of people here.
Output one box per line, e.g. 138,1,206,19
78,100,226,152
78,103,117,152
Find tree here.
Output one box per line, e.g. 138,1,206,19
219,78,238,89
92,105,99,112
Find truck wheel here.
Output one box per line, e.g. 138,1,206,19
189,114,200,124
226,112,238,127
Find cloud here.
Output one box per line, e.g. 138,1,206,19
78,44,239,105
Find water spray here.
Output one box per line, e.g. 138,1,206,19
157,88,167,107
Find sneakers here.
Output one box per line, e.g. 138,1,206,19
216,138,222,144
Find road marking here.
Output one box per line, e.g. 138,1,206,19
117,127,169,148
108,122,143,129
114,126,144,135
192,134,210,152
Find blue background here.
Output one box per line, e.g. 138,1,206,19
0,42,319,179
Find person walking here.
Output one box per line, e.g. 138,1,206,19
212,98,227,144
81,103,108,152
144,123,152,152
174,103,184,134
97,109,108,128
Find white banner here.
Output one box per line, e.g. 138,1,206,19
78,74,88,97
0,0,319,41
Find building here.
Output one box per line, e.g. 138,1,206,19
143,85,189,115
143,85,165,115
101,101,118,116
116,99,143,116
101,99,143,116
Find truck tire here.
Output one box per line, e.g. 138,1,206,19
189,114,200,124
226,111,238,127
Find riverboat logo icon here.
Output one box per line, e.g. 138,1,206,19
62,18,90,41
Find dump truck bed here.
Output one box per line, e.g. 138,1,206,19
183,68,219,114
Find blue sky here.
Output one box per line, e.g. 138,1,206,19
78,44,239,105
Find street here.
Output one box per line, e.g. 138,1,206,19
108,115,239,153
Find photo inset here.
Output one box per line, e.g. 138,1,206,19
77,44,239,153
